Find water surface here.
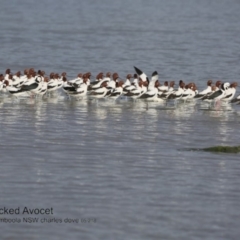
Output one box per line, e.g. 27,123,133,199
0,0,240,239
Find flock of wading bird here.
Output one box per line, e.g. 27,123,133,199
0,66,239,105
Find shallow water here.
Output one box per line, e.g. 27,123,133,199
1,0,240,239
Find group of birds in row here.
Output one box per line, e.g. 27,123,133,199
0,67,239,104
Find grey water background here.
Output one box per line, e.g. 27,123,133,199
0,0,240,239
